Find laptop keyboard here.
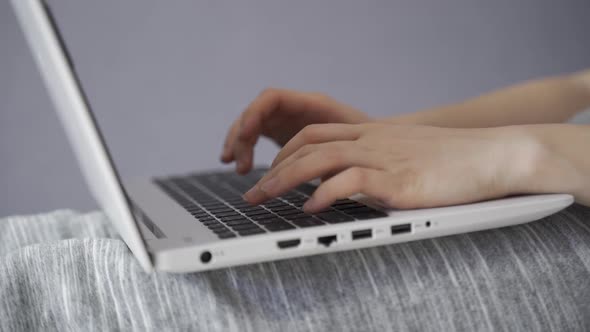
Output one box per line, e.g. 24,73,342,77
154,168,387,239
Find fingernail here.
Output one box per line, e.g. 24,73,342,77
243,187,257,201
260,178,278,194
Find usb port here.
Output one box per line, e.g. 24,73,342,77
352,229,372,240
277,239,301,249
391,223,412,235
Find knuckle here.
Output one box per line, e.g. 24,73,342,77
300,124,321,140
259,87,278,98
309,92,331,101
299,144,315,156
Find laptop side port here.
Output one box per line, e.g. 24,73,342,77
200,251,212,264
352,229,373,240
318,235,337,247
391,223,412,235
277,239,301,249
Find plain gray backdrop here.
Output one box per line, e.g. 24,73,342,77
1,0,589,216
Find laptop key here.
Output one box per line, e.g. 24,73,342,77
201,203,226,209
292,217,325,227
208,223,227,230
333,203,367,210
201,220,219,226
264,222,296,232
340,206,380,214
275,208,302,216
250,213,279,221
295,183,316,195
243,210,271,216
331,199,358,206
207,209,234,215
290,202,305,209
212,211,241,217
225,197,246,202
315,212,355,223
217,232,237,239
231,223,261,231
238,228,266,236
241,206,266,212
268,205,294,212
232,203,252,209
262,199,283,206
349,211,388,220
286,213,314,220
219,214,249,222
264,201,289,208
224,219,253,226
287,199,307,206
212,227,232,234
255,218,284,225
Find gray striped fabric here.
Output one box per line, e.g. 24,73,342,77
1,205,590,331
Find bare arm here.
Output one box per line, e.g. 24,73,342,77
244,122,590,210
229,71,590,209
385,69,590,127
515,123,590,205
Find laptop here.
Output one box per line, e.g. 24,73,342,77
12,0,574,273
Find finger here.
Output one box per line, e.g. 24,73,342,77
259,143,318,185
243,143,321,202
257,136,345,190
321,171,338,182
302,167,393,213
238,88,305,141
271,123,364,168
221,119,241,163
234,138,257,174
244,142,377,203
261,124,367,186
234,89,298,171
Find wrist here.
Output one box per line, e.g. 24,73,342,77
572,69,590,99
483,126,540,195
495,125,584,197
378,112,432,126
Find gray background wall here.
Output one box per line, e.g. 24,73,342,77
1,0,589,216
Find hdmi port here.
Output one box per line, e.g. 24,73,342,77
277,239,301,249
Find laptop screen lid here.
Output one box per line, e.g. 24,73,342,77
11,0,152,271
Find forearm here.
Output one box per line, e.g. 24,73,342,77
506,124,590,206
384,69,590,128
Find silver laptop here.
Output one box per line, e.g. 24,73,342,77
12,0,574,273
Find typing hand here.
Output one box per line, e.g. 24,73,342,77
243,123,542,212
221,88,371,174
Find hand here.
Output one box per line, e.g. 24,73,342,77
243,123,549,212
221,88,371,174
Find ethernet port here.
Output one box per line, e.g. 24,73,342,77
318,235,337,247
